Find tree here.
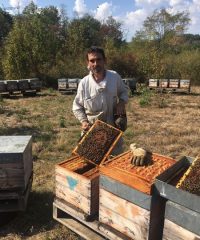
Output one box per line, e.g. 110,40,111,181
135,9,190,41
2,3,63,80
67,15,102,57
130,9,191,79
100,16,124,47
0,8,13,45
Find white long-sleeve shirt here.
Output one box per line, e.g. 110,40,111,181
72,70,128,126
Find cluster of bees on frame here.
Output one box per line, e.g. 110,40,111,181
76,121,120,164
176,156,200,196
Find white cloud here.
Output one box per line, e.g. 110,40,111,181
73,0,88,17
8,0,37,13
94,2,113,21
169,0,182,7
9,0,34,8
135,0,167,7
123,9,148,41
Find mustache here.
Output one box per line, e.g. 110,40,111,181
92,66,102,72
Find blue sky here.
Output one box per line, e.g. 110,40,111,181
1,0,200,41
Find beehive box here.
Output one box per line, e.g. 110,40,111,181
180,79,191,89
159,79,169,88
55,156,99,220
29,78,42,91
155,156,200,239
55,120,122,220
6,80,19,93
0,136,32,191
169,79,180,88
0,81,7,93
99,151,176,240
149,79,159,88
18,79,30,91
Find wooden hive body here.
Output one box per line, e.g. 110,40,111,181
180,79,190,89
169,79,180,88
0,136,32,191
55,155,99,220
149,79,159,88
55,120,122,221
155,156,200,239
159,79,169,88
99,151,176,240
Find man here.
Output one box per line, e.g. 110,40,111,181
72,46,128,154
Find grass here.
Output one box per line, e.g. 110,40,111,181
0,87,200,239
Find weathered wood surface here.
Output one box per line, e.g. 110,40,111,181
53,198,130,240
55,183,91,215
0,136,32,190
55,159,99,216
100,174,151,210
164,201,200,236
99,188,149,240
0,174,32,212
163,219,200,240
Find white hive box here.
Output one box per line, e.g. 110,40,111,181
0,136,33,191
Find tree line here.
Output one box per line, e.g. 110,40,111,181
0,2,200,87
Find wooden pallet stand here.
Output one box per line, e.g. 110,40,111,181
53,197,131,240
154,156,200,240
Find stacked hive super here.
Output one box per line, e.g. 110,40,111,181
0,136,33,212
99,151,176,240
54,120,122,220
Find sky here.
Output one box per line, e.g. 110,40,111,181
1,0,200,41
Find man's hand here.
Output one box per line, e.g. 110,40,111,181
116,100,126,115
130,143,149,166
114,115,127,132
81,120,91,131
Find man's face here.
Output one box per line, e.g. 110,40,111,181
87,52,105,75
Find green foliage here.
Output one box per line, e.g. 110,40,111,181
0,8,13,45
2,3,63,80
59,116,66,128
100,16,124,47
67,15,102,57
135,8,190,42
0,4,200,87
138,86,153,107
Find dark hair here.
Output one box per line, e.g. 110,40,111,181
86,46,106,60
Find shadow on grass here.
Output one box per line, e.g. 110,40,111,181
0,190,57,238
0,126,56,142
